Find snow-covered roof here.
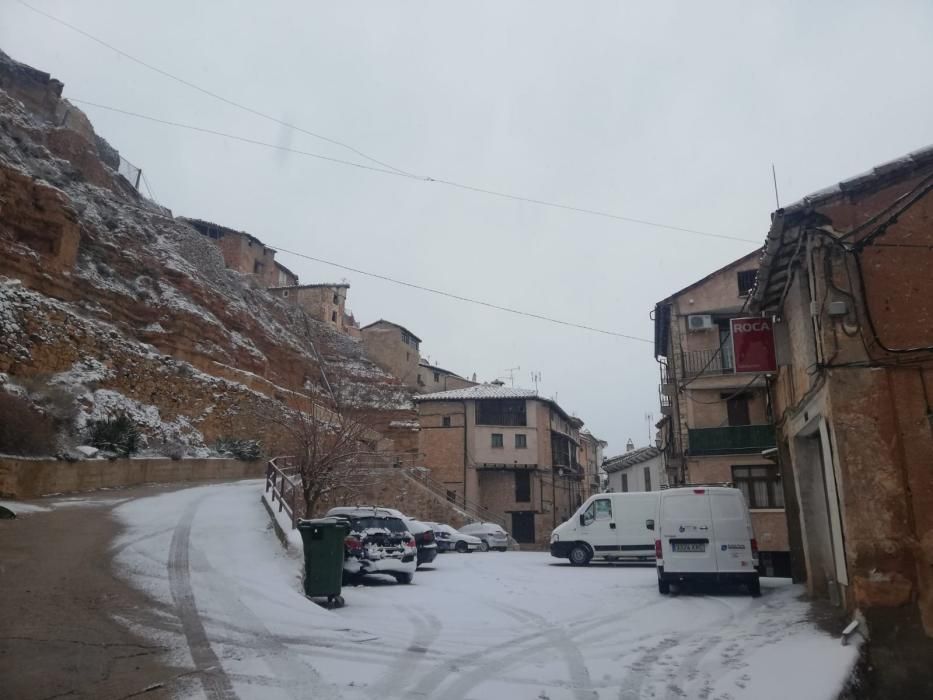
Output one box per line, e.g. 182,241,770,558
414,384,538,402
603,446,661,473
780,144,933,217
417,359,466,379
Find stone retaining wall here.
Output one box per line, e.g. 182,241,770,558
0,457,263,499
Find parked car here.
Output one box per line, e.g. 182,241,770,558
327,506,437,567
549,492,660,566
425,522,482,553
459,522,509,551
326,508,418,584
653,486,760,596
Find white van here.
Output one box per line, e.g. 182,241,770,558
652,486,760,596
550,492,660,566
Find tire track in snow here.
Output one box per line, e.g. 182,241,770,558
375,609,443,698
189,529,342,699
168,498,238,700
490,604,598,700
404,598,655,700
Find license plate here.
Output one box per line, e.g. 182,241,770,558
672,543,706,553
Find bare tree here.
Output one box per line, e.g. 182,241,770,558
262,315,406,517
268,388,386,517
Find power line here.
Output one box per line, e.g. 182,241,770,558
16,1,761,244
271,244,654,342
81,190,653,340
71,99,760,245
16,0,416,177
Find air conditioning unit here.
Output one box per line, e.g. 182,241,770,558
687,314,715,331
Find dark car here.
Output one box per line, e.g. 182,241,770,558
330,511,418,585
404,518,439,566
326,506,438,569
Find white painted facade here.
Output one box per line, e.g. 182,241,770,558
605,447,667,493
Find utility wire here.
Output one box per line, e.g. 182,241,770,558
16,0,416,177
70,100,421,178
271,244,654,342
19,1,761,244
76,170,652,341
71,99,759,245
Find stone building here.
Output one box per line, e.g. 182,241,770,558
361,320,423,389
183,218,298,288
603,442,665,493
267,283,360,336
414,384,585,547
578,429,607,498
654,250,791,577
416,360,476,394
750,146,933,663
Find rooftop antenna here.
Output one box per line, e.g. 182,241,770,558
645,412,653,445
502,366,520,387
771,163,781,208
530,371,542,393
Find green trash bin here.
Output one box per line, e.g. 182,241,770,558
297,517,349,608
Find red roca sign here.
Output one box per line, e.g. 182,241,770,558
730,317,777,373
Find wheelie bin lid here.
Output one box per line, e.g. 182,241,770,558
297,517,345,529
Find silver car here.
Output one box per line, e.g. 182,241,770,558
425,522,482,553
459,522,510,551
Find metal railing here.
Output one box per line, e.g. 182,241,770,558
402,467,510,531
265,456,300,529
687,425,776,456
680,347,735,377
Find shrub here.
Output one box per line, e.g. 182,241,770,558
85,413,142,457
215,437,263,461
0,392,59,456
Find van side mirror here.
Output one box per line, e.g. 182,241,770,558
646,519,655,531
579,514,586,527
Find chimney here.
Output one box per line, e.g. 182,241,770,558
626,438,635,452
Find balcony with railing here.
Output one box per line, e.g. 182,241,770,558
687,425,775,456
659,388,673,414
680,346,734,378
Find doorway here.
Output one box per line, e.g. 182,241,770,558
511,512,536,544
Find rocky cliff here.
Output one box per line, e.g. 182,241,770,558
0,49,412,458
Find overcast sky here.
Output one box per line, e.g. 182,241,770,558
3,1,933,454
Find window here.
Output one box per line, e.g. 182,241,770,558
477,399,527,426
331,311,337,322
434,371,440,382
644,466,652,491
725,393,751,426
732,465,785,509
253,261,263,273
621,474,628,492
491,433,504,448
442,416,451,427
515,471,531,502
515,434,527,449
737,269,757,296
282,290,288,297
333,293,339,304
583,498,612,524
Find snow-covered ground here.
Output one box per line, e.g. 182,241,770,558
110,480,858,700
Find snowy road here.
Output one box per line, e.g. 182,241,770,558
109,480,857,700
